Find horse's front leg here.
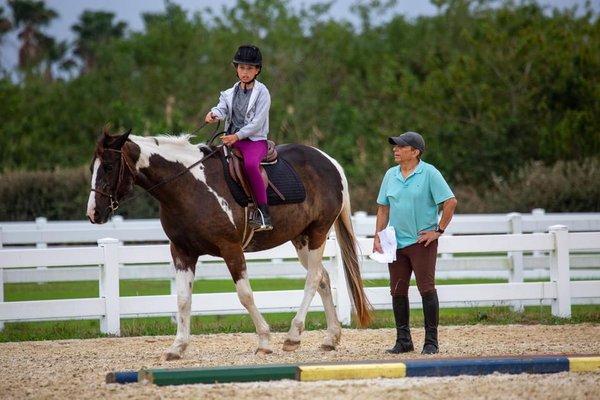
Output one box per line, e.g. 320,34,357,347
222,246,272,355
163,244,198,361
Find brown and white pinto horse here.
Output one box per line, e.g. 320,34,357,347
87,128,372,359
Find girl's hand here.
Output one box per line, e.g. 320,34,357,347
221,134,239,146
205,112,218,123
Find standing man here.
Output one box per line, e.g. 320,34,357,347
374,131,457,355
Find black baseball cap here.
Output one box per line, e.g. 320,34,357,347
388,131,425,153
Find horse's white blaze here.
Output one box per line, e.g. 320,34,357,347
86,158,100,219
130,135,235,226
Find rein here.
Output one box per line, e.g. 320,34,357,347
91,123,226,214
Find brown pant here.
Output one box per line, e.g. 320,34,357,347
388,241,438,297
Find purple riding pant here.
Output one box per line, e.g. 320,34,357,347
233,138,268,205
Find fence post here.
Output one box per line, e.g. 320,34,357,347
35,217,48,279
531,208,545,257
549,225,571,318
507,212,524,312
111,215,124,227
330,234,352,326
0,226,4,331
98,238,121,335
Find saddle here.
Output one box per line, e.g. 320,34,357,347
219,142,306,208
227,140,285,202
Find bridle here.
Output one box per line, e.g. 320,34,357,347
90,147,136,213
91,123,226,216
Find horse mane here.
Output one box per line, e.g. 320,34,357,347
150,134,195,146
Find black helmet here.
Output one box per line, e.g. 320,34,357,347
232,44,262,67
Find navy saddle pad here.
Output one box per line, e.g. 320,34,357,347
220,153,306,207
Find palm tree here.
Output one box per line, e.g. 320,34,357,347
37,34,70,81
71,10,127,73
0,7,12,36
0,6,13,67
8,0,58,71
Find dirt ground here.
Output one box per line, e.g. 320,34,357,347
1,324,599,399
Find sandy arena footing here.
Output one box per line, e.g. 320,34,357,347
1,324,599,399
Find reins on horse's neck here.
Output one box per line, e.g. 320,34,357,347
93,121,224,214
108,142,224,210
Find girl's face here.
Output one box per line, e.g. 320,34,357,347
236,64,260,83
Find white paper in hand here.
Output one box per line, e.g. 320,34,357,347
369,226,397,264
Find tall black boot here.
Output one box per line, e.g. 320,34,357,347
386,295,414,354
421,290,439,354
249,204,273,231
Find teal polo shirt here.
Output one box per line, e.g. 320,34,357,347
377,161,454,249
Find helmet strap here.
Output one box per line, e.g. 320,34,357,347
235,66,261,93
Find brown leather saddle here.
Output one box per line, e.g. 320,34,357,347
227,140,286,203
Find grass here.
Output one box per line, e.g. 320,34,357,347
1,278,599,342
4,278,506,301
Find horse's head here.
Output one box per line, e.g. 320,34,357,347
86,127,134,224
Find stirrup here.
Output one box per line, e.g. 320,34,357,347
249,208,272,231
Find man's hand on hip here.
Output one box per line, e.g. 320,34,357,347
417,230,441,247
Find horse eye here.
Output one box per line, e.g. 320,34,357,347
103,164,113,172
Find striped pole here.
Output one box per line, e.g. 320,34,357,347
106,355,600,385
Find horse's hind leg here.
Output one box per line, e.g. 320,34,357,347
164,244,198,361
283,231,329,352
293,235,341,351
222,247,272,355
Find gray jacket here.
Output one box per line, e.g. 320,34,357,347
210,80,270,141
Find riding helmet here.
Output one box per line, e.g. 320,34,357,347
232,44,262,67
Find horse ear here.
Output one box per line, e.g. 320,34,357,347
102,125,110,136
113,128,132,149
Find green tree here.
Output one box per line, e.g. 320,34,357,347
7,0,57,72
0,6,13,70
71,10,127,73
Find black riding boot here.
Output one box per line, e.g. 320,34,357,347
249,204,273,231
386,295,414,354
421,290,439,354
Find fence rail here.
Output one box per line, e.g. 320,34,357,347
2,210,600,247
1,225,599,335
2,211,600,285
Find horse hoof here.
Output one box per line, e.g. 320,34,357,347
282,339,301,352
162,351,181,361
255,348,273,356
320,344,336,351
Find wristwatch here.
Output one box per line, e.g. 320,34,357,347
435,226,445,234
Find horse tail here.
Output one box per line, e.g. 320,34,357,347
333,172,374,328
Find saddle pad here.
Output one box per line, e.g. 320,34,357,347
220,154,306,207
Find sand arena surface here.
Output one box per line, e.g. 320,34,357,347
1,324,599,399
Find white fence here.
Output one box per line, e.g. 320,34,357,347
2,211,600,283
1,225,599,335
3,210,600,246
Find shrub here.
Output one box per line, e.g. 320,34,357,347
0,167,157,221
455,157,600,213
1,157,598,221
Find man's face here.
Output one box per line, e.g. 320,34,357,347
392,145,418,163
236,64,260,83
